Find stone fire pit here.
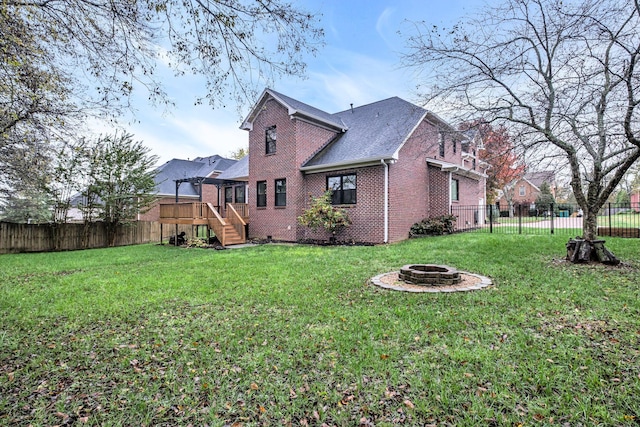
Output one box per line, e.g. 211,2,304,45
370,264,492,293
399,264,462,286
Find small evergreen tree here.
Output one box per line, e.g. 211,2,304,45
297,191,351,241
535,182,556,216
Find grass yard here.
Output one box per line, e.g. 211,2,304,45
1,234,639,426
599,213,640,229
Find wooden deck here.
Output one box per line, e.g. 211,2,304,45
159,202,249,246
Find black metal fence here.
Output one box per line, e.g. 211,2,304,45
451,202,640,237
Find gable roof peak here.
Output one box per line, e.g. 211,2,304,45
241,88,347,132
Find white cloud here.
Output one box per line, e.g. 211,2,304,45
376,7,397,49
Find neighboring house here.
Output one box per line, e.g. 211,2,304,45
218,88,487,244
496,171,556,213
631,190,640,212
138,154,237,221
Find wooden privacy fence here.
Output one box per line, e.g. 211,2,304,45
0,221,193,254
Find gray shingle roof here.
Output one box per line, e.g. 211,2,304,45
267,89,347,130
216,155,248,181
302,97,427,169
524,171,555,189
154,155,237,196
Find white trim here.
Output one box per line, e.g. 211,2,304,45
240,89,347,132
426,158,488,179
448,173,452,206
381,159,389,243
300,156,396,174
391,111,429,159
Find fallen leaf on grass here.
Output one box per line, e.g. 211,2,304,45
250,382,259,390
403,399,415,409
380,354,389,360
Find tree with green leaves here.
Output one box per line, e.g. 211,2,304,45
402,0,640,247
60,133,159,246
535,182,556,216
2,0,322,200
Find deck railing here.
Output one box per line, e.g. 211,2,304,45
228,203,249,219
205,203,227,243
226,204,246,242
160,202,215,220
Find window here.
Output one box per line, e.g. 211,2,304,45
327,174,357,205
265,125,277,154
439,132,445,157
451,178,459,201
519,185,526,196
453,139,457,154
224,187,233,205
235,185,245,203
257,181,267,207
275,178,286,207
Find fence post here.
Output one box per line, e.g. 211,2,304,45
608,203,612,237
489,205,493,234
518,204,522,234
550,203,554,235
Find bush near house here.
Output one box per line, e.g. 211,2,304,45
409,215,456,236
297,191,351,240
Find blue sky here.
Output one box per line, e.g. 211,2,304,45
115,0,485,165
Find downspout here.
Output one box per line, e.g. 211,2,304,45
381,159,389,243
448,172,452,211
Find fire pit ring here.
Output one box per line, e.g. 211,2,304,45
399,264,462,286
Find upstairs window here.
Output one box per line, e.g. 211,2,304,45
275,178,286,207
453,139,457,154
327,174,357,205
519,185,526,196
265,125,277,154
439,132,445,157
257,181,267,207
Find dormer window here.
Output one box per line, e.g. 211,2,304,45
265,125,277,154
439,132,445,157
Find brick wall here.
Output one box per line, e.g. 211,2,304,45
498,179,538,211
428,166,450,217
301,166,385,243
247,98,338,241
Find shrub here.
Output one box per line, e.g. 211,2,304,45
297,191,351,238
410,215,456,237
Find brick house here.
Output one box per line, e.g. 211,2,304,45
139,155,237,222
496,171,556,214
217,88,487,244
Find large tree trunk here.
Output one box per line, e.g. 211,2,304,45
582,208,599,241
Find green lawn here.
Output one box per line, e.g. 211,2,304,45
599,213,640,228
1,235,639,426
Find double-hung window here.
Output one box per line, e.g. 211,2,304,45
327,174,356,205
451,178,459,202
275,178,286,207
224,187,233,205
439,132,445,157
257,181,267,207
235,185,245,203
265,125,277,154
